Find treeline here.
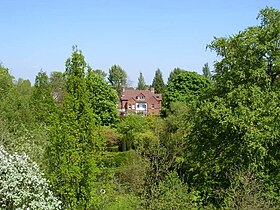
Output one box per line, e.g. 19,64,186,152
1,7,280,210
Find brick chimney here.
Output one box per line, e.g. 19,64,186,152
150,87,155,93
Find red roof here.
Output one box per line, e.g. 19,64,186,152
120,89,162,102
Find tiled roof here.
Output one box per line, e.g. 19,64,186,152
120,89,162,101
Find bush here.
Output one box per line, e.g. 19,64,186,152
0,146,61,210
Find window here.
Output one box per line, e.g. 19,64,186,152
128,104,132,109
151,104,155,109
136,95,145,99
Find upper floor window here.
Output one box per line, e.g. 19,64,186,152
151,104,155,109
136,95,145,100
128,104,132,109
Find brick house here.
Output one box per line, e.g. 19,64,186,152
119,88,162,115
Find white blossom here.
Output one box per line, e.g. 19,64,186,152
0,146,61,209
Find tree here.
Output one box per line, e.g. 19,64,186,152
86,67,119,126
136,72,147,90
152,68,165,94
167,67,185,84
164,71,212,109
31,70,56,124
108,65,127,96
93,69,107,79
49,71,65,105
183,7,280,205
16,78,32,97
0,63,14,98
46,46,105,210
202,63,212,80
0,146,61,210
207,7,280,94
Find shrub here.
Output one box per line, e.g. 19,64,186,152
0,146,61,210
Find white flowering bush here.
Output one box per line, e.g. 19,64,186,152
0,146,61,210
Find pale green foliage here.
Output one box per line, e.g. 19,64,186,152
32,71,56,124
108,65,127,96
0,146,61,210
104,194,142,210
136,72,147,90
147,171,200,210
0,64,14,97
222,170,277,210
49,71,65,105
47,46,106,209
93,69,107,79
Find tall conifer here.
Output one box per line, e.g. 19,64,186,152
46,46,104,210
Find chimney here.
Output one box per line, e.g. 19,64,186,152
150,87,155,93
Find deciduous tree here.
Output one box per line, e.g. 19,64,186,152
86,67,119,126
108,65,127,96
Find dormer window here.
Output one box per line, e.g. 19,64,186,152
136,95,145,99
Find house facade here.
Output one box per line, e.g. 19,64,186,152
119,88,162,115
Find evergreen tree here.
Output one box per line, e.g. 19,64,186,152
202,62,212,80
136,72,147,90
152,68,165,94
46,46,105,210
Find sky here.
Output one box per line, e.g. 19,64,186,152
0,0,279,86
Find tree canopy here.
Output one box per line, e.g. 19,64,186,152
152,68,165,94
108,65,127,96
136,72,147,90
164,70,212,109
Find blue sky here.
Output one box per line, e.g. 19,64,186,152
0,0,279,85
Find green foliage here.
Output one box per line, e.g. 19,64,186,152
46,46,105,210
0,146,61,210
93,69,107,79
136,72,147,90
32,71,56,124
49,71,65,105
86,68,119,126
152,68,165,94
167,67,185,84
146,171,200,210
164,70,212,109
202,62,212,80
221,170,278,210
208,7,280,94
186,85,280,202
16,78,32,97
104,194,142,210
182,7,280,206
0,64,14,97
108,65,127,96
117,114,149,151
